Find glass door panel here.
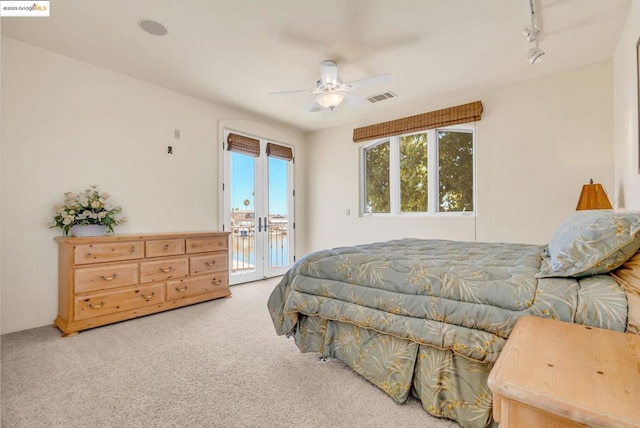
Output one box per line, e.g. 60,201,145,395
266,156,290,277
229,151,261,282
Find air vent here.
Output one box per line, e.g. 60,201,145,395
366,91,397,103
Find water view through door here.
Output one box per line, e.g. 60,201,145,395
224,132,294,284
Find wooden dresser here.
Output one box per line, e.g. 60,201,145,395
54,231,231,336
488,316,640,428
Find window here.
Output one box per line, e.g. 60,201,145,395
361,125,474,215
364,140,390,213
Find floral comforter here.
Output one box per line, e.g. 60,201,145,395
268,239,628,427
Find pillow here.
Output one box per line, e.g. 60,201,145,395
537,211,640,278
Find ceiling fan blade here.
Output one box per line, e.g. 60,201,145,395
303,100,324,113
341,73,390,91
269,89,313,96
344,92,364,107
319,60,338,85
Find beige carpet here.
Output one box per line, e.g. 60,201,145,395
1,277,458,428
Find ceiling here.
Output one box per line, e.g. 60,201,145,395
1,0,632,133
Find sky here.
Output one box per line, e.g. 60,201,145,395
231,152,288,215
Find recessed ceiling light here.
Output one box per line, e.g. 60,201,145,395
138,19,168,36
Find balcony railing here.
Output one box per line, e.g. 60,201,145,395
230,219,288,273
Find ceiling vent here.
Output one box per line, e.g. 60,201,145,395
366,91,397,103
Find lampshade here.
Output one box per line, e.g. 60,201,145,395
576,179,613,210
315,92,345,110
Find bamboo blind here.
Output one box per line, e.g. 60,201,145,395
266,143,293,161
227,133,260,157
352,101,483,143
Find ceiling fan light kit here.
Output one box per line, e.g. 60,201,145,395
315,91,346,110
523,0,544,64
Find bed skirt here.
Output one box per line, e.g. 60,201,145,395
293,315,497,428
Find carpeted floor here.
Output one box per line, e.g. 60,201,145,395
1,277,457,428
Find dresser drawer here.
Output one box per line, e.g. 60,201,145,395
140,257,188,283
74,262,139,294
74,242,144,265
167,274,228,300
74,283,164,321
190,253,228,275
186,235,228,254
146,239,185,258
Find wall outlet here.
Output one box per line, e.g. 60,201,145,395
346,208,350,216
174,129,180,139
167,146,173,154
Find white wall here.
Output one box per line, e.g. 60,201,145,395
303,61,614,255
0,38,304,334
614,2,640,210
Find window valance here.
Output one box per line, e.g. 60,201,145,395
266,143,293,161
352,101,483,143
227,133,260,157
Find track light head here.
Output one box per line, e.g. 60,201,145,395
522,25,540,42
527,45,545,64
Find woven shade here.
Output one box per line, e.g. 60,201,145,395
266,143,293,161
353,101,483,143
576,179,613,210
227,133,260,157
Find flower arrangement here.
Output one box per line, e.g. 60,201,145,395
51,185,125,236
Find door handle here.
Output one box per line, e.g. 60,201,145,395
264,217,268,232
258,216,262,232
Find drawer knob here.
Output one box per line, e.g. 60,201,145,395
129,247,136,253
211,278,222,286
175,286,187,293
163,244,170,251
98,273,118,281
159,267,174,273
140,291,155,300
86,300,106,309
205,261,216,267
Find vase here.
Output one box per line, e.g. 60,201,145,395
70,224,107,237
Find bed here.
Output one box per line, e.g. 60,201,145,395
267,211,640,428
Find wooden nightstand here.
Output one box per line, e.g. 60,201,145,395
488,316,640,428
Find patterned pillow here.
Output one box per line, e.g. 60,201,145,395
537,211,640,278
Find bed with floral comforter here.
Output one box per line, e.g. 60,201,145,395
268,212,640,428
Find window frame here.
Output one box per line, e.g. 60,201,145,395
360,123,476,217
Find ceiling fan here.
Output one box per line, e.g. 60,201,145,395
270,60,390,112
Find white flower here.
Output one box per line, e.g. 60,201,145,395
50,186,124,236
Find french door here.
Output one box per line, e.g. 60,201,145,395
223,130,294,285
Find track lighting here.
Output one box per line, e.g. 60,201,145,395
523,0,544,64
522,25,540,43
527,41,545,64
